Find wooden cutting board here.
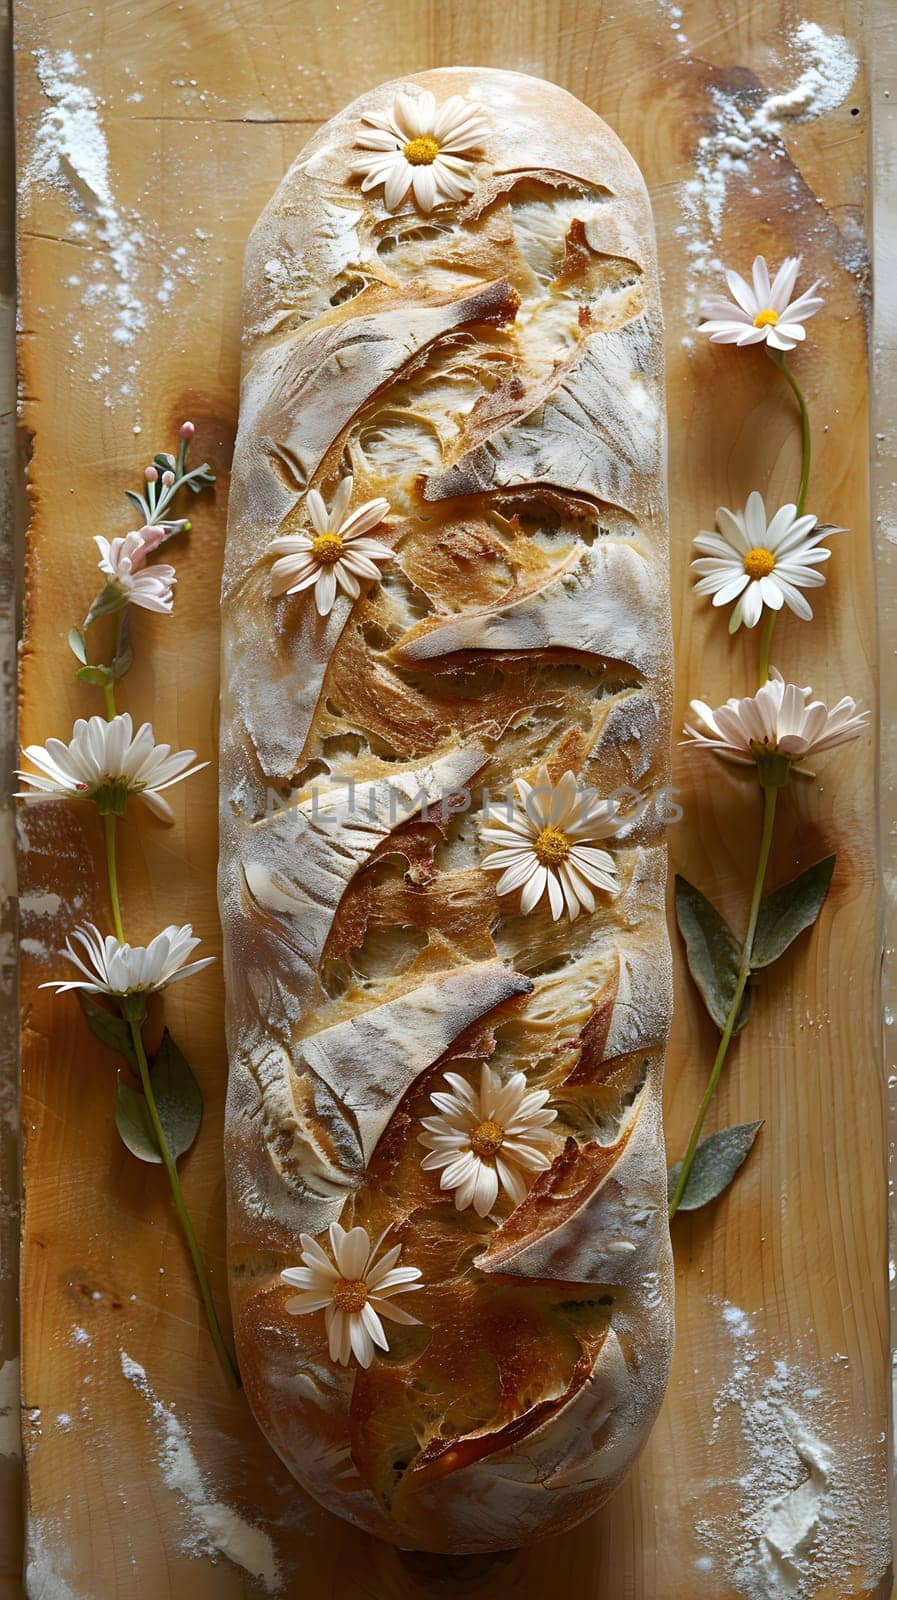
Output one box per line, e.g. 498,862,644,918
12,0,892,1595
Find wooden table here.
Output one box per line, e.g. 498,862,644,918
12,0,892,1595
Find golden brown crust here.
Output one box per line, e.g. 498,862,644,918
220,66,673,1553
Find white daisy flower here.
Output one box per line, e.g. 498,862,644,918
481,764,621,922
94,527,176,614
350,89,488,214
281,1224,423,1370
17,712,206,823
691,490,838,631
683,671,870,768
698,255,824,352
267,476,392,618
419,1063,557,1218
40,922,214,997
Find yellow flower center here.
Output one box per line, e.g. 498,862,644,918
403,134,440,166
332,1277,369,1314
743,547,776,580
470,1119,505,1159
753,308,779,328
312,532,344,565
534,826,570,866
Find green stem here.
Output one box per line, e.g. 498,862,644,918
103,682,116,719
669,783,779,1219
757,609,776,687
769,350,812,516
104,814,126,943
104,814,239,1386
127,1018,240,1389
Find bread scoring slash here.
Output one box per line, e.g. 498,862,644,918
219,67,674,1554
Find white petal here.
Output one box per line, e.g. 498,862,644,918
335,1225,371,1280
360,1302,390,1351
724,267,760,316
519,864,547,915
315,567,338,616
328,476,354,530
384,160,412,211
545,869,565,921
472,1162,499,1217
740,582,765,628
306,489,329,535
412,164,438,213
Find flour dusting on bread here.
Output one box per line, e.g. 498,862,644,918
220,67,673,1554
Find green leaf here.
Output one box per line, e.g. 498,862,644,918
112,610,134,680
68,627,88,664
83,583,126,627
750,855,836,970
668,1121,763,1211
112,645,133,680
675,876,751,1033
78,992,138,1067
114,1029,203,1165
115,1078,161,1161
125,488,149,519
76,663,115,688
150,1028,203,1160
154,452,176,472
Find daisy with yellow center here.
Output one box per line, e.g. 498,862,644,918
480,764,622,922
266,476,392,618
691,489,840,632
281,1223,423,1369
698,254,824,352
419,1064,557,1218
350,89,489,214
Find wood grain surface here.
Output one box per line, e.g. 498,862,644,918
12,0,891,1595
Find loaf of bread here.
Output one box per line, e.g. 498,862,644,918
219,66,673,1555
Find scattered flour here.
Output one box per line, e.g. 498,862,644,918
656,0,689,50
18,890,62,917
22,50,146,349
24,1520,87,1600
19,48,208,409
119,1351,282,1593
0,1357,21,1458
755,23,859,128
694,1301,889,1597
678,22,859,326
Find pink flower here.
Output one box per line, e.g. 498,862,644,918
94,528,176,614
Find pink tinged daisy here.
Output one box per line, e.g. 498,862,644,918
94,526,175,614
481,764,621,922
40,922,214,997
17,712,206,823
350,90,489,214
698,254,824,352
267,476,392,619
419,1063,557,1219
691,490,839,632
281,1224,423,1370
683,670,870,768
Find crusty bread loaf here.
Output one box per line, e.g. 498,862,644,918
219,66,673,1555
